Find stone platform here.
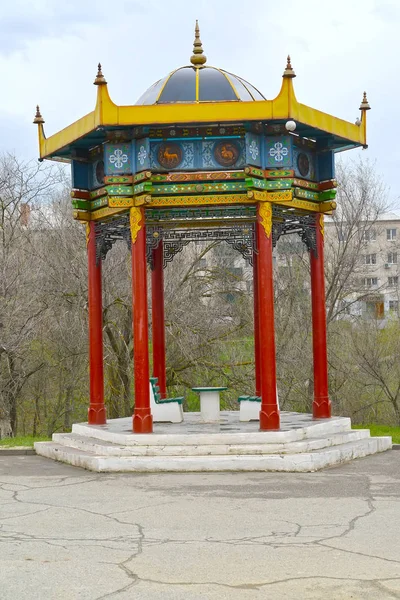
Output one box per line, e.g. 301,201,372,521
34,412,392,472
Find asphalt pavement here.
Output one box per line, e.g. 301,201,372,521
0,452,399,599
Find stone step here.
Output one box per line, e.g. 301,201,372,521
52,429,371,457
71,414,353,447
34,436,392,473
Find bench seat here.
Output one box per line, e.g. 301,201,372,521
149,377,184,423
238,396,261,422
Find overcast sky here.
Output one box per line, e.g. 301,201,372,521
0,0,398,204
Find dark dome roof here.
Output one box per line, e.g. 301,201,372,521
136,65,266,105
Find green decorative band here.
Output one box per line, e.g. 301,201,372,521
72,199,90,210
133,171,152,183
90,187,107,199
92,196,109,209
72,197,108,211
319,189,337,201
134,182,153,195
294,187,320,201
107,185,134,196
246,177,292,191
152,181,246,195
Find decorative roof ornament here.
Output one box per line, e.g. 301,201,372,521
94,63,107,85
33,105,44,124
190,20,207,66
283,55,296,78
359,91,371,110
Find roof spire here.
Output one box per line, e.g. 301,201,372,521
33,105,44,124
283,55,296,78
359,91,371,110
94,63,107,85
190,20,207,66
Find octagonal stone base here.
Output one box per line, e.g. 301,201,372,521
34,412,392,473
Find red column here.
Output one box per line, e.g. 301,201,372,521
87,221,106,425
253,250,261,396
310,214,332,419
257,203,280,430
131,208,153,433
151,241,167,399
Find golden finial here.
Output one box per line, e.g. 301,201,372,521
33,105,44,124
283,55,296,78
94,63,107,85
190,20,207,66
359,91,371,110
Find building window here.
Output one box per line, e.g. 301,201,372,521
364,277,378,287
338,228,348,242
388,276,399,287
362,229,376,242
365,253,376,265
389,300,399,312
387,252,397,264
387,228,397,241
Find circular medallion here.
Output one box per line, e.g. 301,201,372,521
297,152,310,177
157,143,183,169
213,140,240,167
195,184,204,192
95,160,105,185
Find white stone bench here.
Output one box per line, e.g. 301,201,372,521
150,378,183,423
192,387,227,422
239,391,280,422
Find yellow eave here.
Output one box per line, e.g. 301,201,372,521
37,76,368,159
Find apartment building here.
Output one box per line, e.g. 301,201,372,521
326,212,400,319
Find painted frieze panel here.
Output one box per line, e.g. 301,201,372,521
201,139,245,169
135,138,150,171
265,136,292,169
104,143,133,176
245,133,262,167
150,141,195,171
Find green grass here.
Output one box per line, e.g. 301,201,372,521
0,435,51,447
352,425,400,443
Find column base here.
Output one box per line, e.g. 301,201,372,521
133,409,153,433
259,406,280,431
88,404,107,425
313,396,332,419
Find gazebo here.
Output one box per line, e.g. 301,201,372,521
34,23,370,436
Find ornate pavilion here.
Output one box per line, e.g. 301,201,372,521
34,23,370,435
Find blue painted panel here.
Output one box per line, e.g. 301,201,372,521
104,143,133,175
72,161,89,189
245,133,262,167
135,138,150,172
293,146,316,181
265,136,292,168
317,151,335,181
